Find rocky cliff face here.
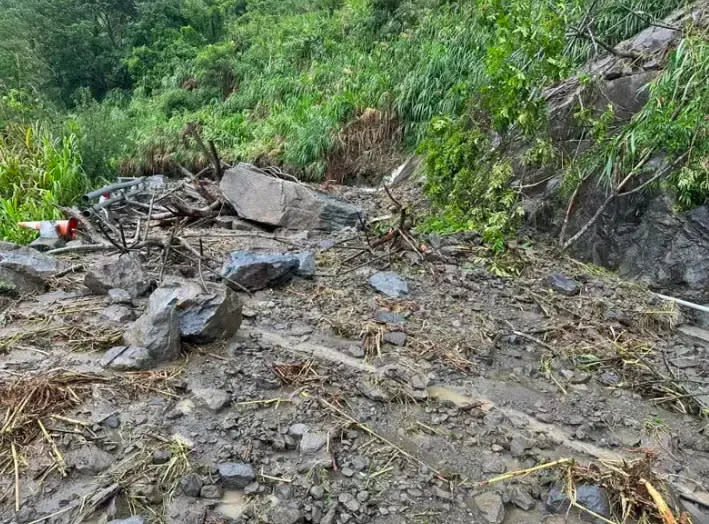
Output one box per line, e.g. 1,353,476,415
523,1,709,302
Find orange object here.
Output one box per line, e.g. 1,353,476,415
17,218,78,239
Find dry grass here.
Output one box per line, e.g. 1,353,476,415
272,360,324,386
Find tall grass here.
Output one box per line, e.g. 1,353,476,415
0,125,88,243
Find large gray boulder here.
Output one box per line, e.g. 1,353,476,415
85,253,150,298
220,163,362,231
221,251,301,291
0,242,66,295
123,294,181,364
149,279,242,343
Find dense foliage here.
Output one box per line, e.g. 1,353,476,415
0,0,703,246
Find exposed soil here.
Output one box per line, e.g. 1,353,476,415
1,181,709,524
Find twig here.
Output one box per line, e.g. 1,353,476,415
477,458,572,486
11,441,20,512
504,321,558,354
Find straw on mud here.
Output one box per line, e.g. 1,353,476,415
476,458,573,487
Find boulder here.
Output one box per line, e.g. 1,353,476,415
0,242,66,295
123,294,181,364
149,279,242,343
369,271,409,298
220,163,362,231
222,251,300,291
85,253,150,298
295,251,316,278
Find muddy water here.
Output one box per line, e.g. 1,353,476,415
215,490,248,519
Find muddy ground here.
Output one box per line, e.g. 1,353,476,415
1,181,709,524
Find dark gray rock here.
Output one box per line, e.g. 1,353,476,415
295,251,316,277
149,279,242,343
108,518,146,524
357,378,390,402
101,346,153,371
222,251,300,291
547,273,581,296
85,253,149,298
267,503,303,524
383,331,407,346
510,487,535,510
338,493,360,513
310,485,325,499
220,163,362,231
123,292,181,364
101,304,136,323
0,267,46,295
373,311,406,325
288,423,310,438
180,473,203,497
218,462,255,489
473,492,505,523
369,271,409,298
0,241,66,276
546,484,611,523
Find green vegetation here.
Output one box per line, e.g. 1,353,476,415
0,0,703,247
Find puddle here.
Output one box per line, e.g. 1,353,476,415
215,490,248,519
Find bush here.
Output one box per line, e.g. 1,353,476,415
0,125,88,242
418,117,523,251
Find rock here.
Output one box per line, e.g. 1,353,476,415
101,346,153,371
546,484,611,522
199,485,223,499
180,473,203,497
383,331,407,346
321,502,338,524
510,436,532,457
300,431,328,454
222,251,300,291
483,456,506,474
85,253,149,298
65,445,114,474
295,251,316,277
123,292,181,365
288,423,310,438
373,311,406,325
218,462,255,489
310,485,325,500
103,413,120,428
268,503,303,524
547,273,581,296
510,487,535,510
338,493,360,513
220,163,362,231
473,492,505,524
108,288,133,304
194,388,231,411
108,518,146,524
357,378,390,402
148,279,242,343
101,305,136,323
369,271,408,298
166,496,208,524
0,242,66,295
152,449,172,464
30,236,64,252
345,345,365,358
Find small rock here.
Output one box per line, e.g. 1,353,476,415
510,487,535,510
369,271,409,298
598,371,621,386
357,491,369,503
510,436,532,457
152,449,172,464
268,503,303,524
434,487,453,501
300,431,328,454
108,288,133,304
218,462,256,489
310,485,325,500
101,304,136,323
350,456,369,471
341,467,354,478
383,331,407,346
321,501,338,524
288,423,310,438
345,345,365,358
199,485,223,499
194,388,231,411
65,445,114,475
101,346,153,371
373,311,406,325
483,456,507,474
547,273,581,296
338,493,360,513
357,378,390,402
103,413,120,429
108,518,146,524
180,473,203,497
474,492,505,524
244,482,261,495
